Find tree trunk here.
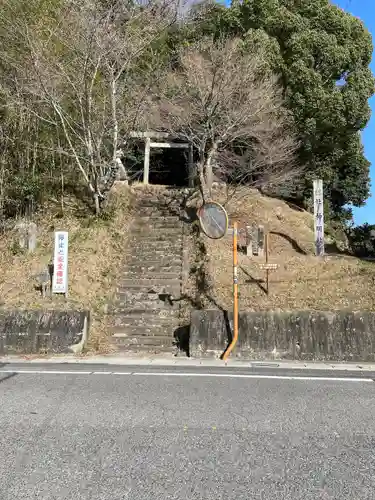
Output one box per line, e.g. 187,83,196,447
204,143,218,199
205,153,213,194
111,78,119,165
197,161,210,203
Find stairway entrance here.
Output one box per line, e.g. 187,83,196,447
108,187,185,353
128,131,195,187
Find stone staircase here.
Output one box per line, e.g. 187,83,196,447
109,187,186,353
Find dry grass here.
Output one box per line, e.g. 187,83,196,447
0,183,136,352
202,185,375,312
2,181,374,358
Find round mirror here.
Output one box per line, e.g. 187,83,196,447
198,201,228,239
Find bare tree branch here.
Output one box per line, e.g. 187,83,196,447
0,0,179,213
148,37,300,201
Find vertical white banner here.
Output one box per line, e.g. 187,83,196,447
52,231,69,294
313,179,325,256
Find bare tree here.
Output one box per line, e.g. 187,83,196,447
0,0,178,213
149,37,299,201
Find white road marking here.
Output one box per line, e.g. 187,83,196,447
132,372,374,383
0,369,373,382
0,369,92,375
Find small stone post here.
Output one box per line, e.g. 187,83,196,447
245,225,252,256
257,225,265,258
28,222,37,253
16,221,37,253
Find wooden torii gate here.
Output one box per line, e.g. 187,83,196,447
129,131,195,187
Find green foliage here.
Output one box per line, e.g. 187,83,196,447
0,0,373,226
347,223,375,258
4,174,45,218
193,0,375,216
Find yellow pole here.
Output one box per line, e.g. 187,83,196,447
223,222,238,362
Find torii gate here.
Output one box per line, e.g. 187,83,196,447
129,131,195,187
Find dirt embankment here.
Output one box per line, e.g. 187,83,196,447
1,182,374,356
0,184,135,352
188,185,375,313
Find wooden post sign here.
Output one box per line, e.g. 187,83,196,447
52,231,69,297
313,179,325,256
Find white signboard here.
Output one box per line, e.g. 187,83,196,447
52,231,69,294
313,179,325,256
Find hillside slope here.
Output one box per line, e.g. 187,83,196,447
0,183,374,357
0,184,135,352
198,185,375,312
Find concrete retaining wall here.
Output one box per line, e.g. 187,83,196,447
190,309,375,361
0,310,90,355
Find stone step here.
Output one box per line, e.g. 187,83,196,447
129,230,183,238
124,264,183,273
126,257,182,265
116,346,176,354
127,255,182,262
121,271,181,280
130,221,182,229
129,242,182,250
138,200,180,207
128,249,182,257
111,324,176,337
111,327,175,338
113,340,176,353
112,334,175,347
111,292,178,302
136,215,181,221
109,302,179,314
137,211,180,218
127,242,182,251
126,254,182,262
116,285,181,295
137,204,180,210
134,223,181,230
122,264,182,273
127,234,183,243
130,231,182,239
112,314,179,327
132,220,182,228
129,238,182,246
114,289,181,301
118,279,181,288
133,218,182,225
111,307,180,318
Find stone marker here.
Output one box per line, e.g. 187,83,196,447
35,268,51,298
15,221,37,253
257,225,265,258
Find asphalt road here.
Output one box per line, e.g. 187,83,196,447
0,364,374,499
